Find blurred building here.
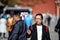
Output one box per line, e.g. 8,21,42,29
55,0,60,18
17,0,56,15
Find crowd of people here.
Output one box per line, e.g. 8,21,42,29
0,13,60,40
0,13,32,40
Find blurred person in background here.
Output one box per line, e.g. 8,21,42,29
0,16,7,38
24,13,32,40
55,17,60,40
8,14,27,40
0,17,1,37
4,14,9,20
24,13,32,30
27,13,51,40
6,14,14,37
46,15,51,26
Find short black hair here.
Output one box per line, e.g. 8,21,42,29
35,13,43,20
14,13,20,16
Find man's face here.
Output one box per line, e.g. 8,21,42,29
9,15,11,18
13,15,18,21
35,15,42,25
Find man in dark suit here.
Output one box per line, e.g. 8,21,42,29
8,14,27,40
27,13,51,40
55,17,60,40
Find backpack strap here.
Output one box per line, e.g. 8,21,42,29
46,26,49,32
30,25,33,31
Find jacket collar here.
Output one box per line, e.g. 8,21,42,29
33,23,45,40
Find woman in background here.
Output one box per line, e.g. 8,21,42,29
6,14,16,37
0,16,7,38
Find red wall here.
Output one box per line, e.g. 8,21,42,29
59,9,60,15
18,0,56,15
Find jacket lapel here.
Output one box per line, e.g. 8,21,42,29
42,25,46,40
33,24,45,40
33,24,37,40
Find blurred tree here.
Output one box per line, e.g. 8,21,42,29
0,0,8,6
8,0,18,6
0,0,17,6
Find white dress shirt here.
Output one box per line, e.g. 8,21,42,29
37,25,42,40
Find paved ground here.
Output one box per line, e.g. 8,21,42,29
0,16,59,40
49,18,58,40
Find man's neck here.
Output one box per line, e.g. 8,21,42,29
37,24,42,26
16,19,20,22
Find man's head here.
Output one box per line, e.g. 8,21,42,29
35,13,43,25
8,14,12,18
13,14,20,21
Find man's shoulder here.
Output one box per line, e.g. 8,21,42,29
43,25,47,27
32,23,47,26
43,25,49,32
16,20,25,25
17,20,24,23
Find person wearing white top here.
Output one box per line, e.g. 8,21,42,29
0,16,7,38
27,13,50,40
37,25,42,40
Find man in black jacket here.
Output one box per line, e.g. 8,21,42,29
8,14,27,40
27,13,51,40
55,17,60,40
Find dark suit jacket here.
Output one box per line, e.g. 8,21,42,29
29,24,51,40
55,17,60,33
8,20,27,40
